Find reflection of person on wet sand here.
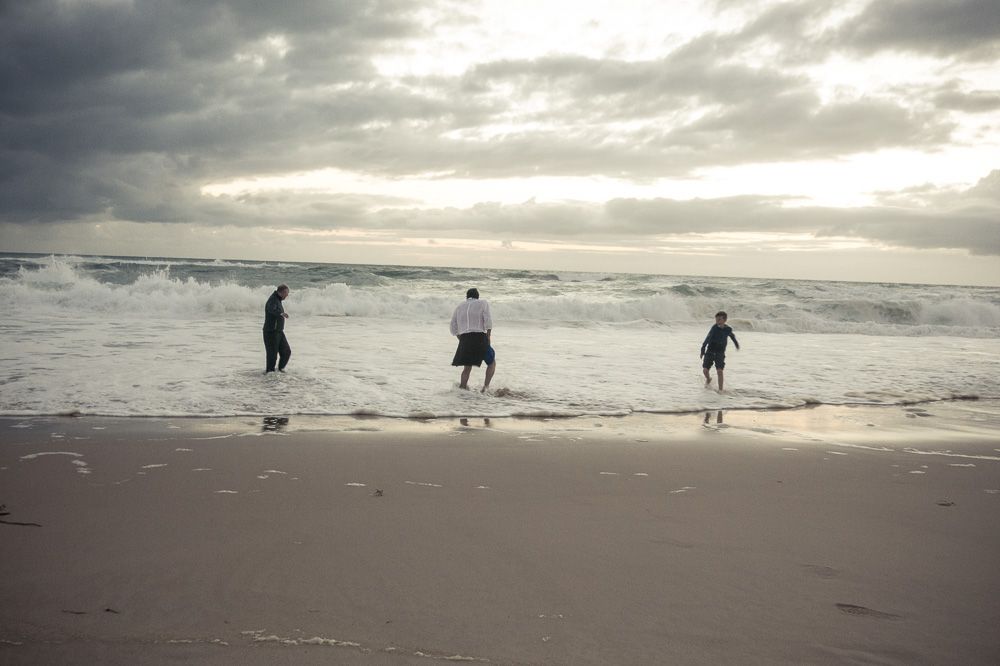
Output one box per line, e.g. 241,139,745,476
703,410,724,425
262,416,289,432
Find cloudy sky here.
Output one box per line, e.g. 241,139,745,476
2,0,999,285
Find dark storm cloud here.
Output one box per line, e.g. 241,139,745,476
711,0,1000,63
932,83,1000,113
836,0,1000,60
0,0,440,223
0,0,995,249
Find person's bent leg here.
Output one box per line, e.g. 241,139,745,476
703,365,712,385
482,362,496,392
277,333,291,371
263,331,278,372
460,365,473,389
717,368,725,392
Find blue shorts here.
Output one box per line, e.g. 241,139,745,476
484,346,495,365
702,350,725,370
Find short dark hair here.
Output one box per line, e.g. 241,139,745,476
277,284,289,293
715,311,727,319
466,288,479,299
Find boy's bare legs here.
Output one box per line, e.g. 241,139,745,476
482,362,496,393
703,366,712,386
459,365,472,389
717,369,725,392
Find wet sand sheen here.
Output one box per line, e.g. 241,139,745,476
1,407,999,665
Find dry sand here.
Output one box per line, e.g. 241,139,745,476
1,404,999,665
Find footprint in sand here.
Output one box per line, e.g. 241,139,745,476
802,564,839,579
835,603,900,620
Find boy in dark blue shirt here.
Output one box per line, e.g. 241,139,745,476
700,311,739,391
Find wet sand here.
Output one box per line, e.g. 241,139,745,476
1,404,999,665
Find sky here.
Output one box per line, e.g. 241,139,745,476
1,0,999,285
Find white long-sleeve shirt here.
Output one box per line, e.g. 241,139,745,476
450,298,493,336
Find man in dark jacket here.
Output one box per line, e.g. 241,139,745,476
263,284,291,373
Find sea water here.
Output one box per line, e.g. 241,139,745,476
1,253,999,418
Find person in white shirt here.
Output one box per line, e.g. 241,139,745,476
450,288,493,390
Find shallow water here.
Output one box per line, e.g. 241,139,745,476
2,253,999,418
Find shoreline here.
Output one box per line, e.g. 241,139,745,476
0,390,1000,422
2,392,997,423
2,402,999,664
3,398,999,449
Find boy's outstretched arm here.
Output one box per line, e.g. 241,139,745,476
700,329,712,357
729,330,740,350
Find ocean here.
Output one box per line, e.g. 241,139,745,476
2,252,999,419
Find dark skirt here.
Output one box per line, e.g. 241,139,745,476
452,332,488,367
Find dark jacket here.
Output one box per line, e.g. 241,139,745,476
701,324,738,355
263,291,285,332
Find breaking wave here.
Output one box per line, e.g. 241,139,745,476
2,255,998,337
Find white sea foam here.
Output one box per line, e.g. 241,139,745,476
5,255,999,334
902,448,1000,461
828,443,894,452
2,253,999,419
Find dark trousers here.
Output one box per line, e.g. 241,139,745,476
263,330,291,372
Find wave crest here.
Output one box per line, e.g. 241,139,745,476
2,256,998,336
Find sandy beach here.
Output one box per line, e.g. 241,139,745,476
1,403,999,665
